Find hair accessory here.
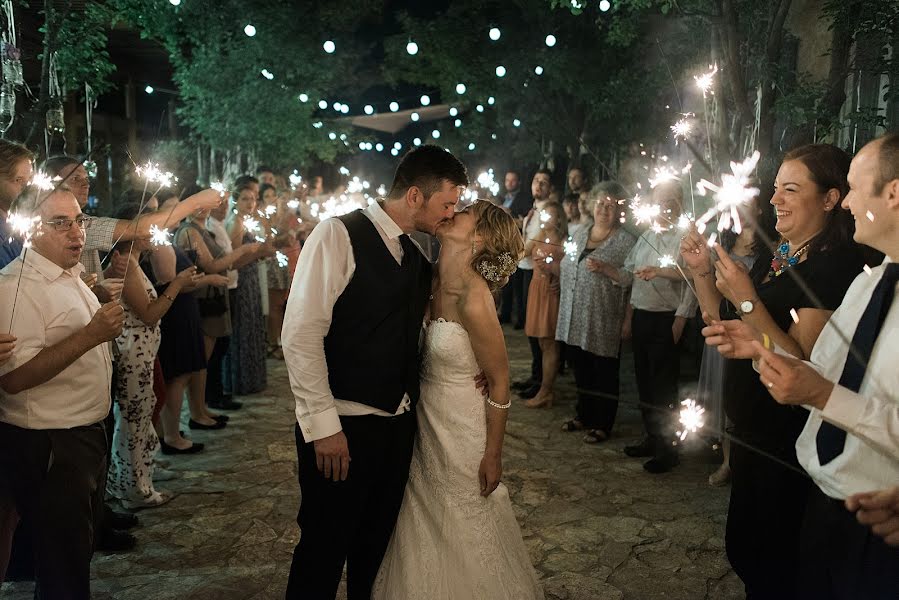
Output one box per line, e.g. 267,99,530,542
476,252,516,282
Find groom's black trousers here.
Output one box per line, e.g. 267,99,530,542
286,410,416,600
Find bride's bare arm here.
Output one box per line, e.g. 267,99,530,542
459,282,511,497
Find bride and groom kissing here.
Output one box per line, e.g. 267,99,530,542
281,145,544,599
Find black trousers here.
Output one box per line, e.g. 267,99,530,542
798,485,899,600
499,271,516,323
570,346,620,434
512,268,529,327
519,269,544,382
0,421,107,599
631,309,680,452
205,335,231,402
286,411,416,600
726,442,811,600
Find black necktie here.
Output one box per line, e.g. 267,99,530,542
816,263,899,465
399,234,415,265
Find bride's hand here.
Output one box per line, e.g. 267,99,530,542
479,452,502,497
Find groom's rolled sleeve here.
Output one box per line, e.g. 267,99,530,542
282,219,353,443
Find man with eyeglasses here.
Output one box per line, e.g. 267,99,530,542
0,188,125,596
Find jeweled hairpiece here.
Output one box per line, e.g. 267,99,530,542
477,252,517,282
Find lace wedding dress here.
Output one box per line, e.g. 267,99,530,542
372,319,543,599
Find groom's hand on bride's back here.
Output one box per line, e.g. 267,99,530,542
474,371,490,397
313,431,351,482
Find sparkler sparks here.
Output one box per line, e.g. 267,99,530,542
286,199,300,210
563,238,578,262
136,162,178,188
694,64,718,97
289,171,303,189
149,224,172,246
7,212,41,248
676,398,705,441
648,163,692,189
790,308,800,324
276,250,289,268
30,171,58,191
476,169,500,196
677,213,693,230
658,254,676,268
670,116,693,142
539,209,551,224
695,151,761,235
210,181,227,197
264,205,277,217
242,215,261,235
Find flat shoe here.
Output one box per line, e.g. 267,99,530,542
160,440,205,455
188,418,226,431
583,429,609,444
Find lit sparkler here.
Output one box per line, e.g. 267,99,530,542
6,212,41,248
676,398,705,441
658,254,676,268
286,199,300,210
476,169,500,196
243,215,262,235
136,162,178,188
670,116,693,142
264,205,277,217
677,213,693,230
30,171,58,191
694,64,718,98
276,250,289,268
539,209,551,224
210,180,227,197
695,151,761,235
289,171,303,190
563,238,578,262
649,163,692,189
149,224,172,247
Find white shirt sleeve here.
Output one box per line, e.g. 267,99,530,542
281,219,353,443
821,384,899,461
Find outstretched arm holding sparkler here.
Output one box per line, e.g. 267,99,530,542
110,189,222,242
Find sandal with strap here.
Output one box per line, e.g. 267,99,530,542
561,419,585,432
583,429,609,444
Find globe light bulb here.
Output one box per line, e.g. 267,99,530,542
495,65,506,77
468,142,476,150
375,143,384,152
513,118,521,127
455,83,466,94
244,24,256,37
488,96,495,105
489,27,501,41
299,93,309,103
420,95,431,106
449,107,458,117
411,112,420,122
599,0,611,12
545,34,556,47
318,100,327,109
144,85,154,94
414,137,422,146
476,104,484,112
364,104,374,115
389,101,399,112
454,119,462,127
406,40,419,55
535,65,544,75
432,130,441,139
323,40,336,54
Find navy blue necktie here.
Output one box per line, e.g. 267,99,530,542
816,263,899,465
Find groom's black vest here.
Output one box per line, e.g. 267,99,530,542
323,210,431,413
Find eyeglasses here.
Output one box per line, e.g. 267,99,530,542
43,216,94,231
67,176,90,187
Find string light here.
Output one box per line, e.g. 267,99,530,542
298,93,309,102
495,65,506,77
244,24,256,37
420,95,430,106
534,65,544,75
389,101,399,112
406,40,419,55
411,112,420,122
144,85,154,94
323,40,336,54
454,119,462,127
489,27,501,41
476,104,484,112
318,100,327,109
431,130,440,139
545,34,556,47
455,83,466,94
488,96,495,105
449,107,458,116
599,0,611,11
513,118,521,127
364,104,374,114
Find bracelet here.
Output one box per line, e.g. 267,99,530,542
762,333,771,350
695,270,713,278
486,397,512,410
160,292,176,302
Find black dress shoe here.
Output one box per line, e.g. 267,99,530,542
212,414,230,423
98,529,137,552
160,440,205,455
188,418,226,431
519,384,541,400
108,509,139,530
643,453,680,474
624,438,656,458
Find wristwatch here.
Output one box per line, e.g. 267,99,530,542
737,299,755,316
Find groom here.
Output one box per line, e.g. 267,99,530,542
282,146,469,599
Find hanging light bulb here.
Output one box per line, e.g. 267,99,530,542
323,40,336,54
389,101,399,112
364,104,374,115
244,24,256,37
455,83,466,94
411,112,420,122
449,107,458,117
599,0,611,11
495,65,506,77
489,27,501,41
406,40,419,55
545,34,557,47
420,95,431,106
298,93,309,102
318,100,327,109
535,65,544,75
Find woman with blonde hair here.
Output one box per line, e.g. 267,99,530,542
374,199,542,599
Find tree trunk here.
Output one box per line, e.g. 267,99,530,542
820,20,853,140
756,0,794,156
716,0,753,134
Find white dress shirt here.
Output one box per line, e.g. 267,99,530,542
206,215,239,289
0,248,112,429
282,202,415,443
622,228,698,318
519,200,549,270
795,257,899,499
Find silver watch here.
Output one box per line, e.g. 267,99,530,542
737,299,755,316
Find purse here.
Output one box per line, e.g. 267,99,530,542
197,285,227,317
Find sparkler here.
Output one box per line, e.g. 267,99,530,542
288,171,303,190
286,199,300,210
149,224,172,247
676,398,705,441
694,64,718,98
658,254,676,268
210,180,227,197
264,205,277,217
563,238,578,262
6,212,40,248
136,162,178,189
275,250,289,268
670,116,693,143
695,151,761,235
476,169,500,196
30,171,58,191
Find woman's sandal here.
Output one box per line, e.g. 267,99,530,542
561,419,585,432
583,429,609,444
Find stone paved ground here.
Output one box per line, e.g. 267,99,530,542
2,326,745,599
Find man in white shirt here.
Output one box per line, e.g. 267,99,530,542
282,146,468,599
703,132,899,598
0,188,124,596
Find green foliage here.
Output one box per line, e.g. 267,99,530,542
51,2,117,96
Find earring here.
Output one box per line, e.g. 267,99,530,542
471,242,477,255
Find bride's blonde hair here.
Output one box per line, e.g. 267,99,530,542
468,200,525,291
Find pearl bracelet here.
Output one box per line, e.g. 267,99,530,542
486,397,512,410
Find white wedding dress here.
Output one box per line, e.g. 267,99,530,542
373,319,543,600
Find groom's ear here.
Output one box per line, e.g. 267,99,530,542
405,185,425,208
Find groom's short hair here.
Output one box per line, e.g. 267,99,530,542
388,145,469,201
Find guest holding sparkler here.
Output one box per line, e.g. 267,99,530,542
682,144,864,600
557,183,636,442
0,188,124,596
621,181,697,473
151,194,230,452
259,183,298,359
226,183,274,395
106,202,203,509
702,134,899,599
523,202,567,408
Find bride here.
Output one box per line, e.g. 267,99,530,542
373,200,543,599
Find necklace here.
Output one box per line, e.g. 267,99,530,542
768,238,811,278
